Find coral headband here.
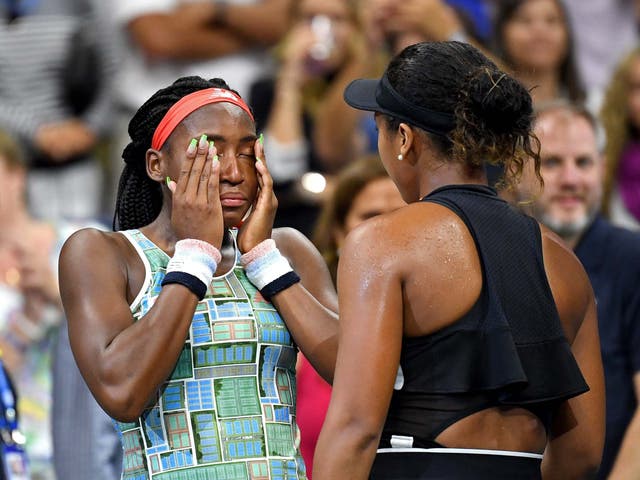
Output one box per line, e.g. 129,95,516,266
151,88,254,150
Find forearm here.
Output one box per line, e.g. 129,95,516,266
219,0,292,45
313,57,376,171
313,414,380,479
608,408,640,479
89,288,198,421
129,14,248,60
265,77,305,144
271,284,338,383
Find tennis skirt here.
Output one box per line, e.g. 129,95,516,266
370,448,543,479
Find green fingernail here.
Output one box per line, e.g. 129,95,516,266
255,157,262,164
259,133,264,145
188,138,197,153
165,176,171,186
213,154,219,162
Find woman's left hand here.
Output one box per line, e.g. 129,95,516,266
237,136,278,253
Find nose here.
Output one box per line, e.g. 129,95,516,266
558,161,581,186
219,150,243,184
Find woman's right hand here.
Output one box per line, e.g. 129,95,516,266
168,135,224,248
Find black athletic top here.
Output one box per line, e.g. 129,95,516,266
379,184,589,449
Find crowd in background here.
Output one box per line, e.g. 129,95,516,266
0,0,639,479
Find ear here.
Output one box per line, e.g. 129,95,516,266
146,148,165,183
398,123,417,165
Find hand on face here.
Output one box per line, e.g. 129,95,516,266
168,134,224,248
237,135,278,253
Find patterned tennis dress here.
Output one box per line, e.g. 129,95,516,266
114,230,307,480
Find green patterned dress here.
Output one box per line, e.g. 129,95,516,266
114,230,307,480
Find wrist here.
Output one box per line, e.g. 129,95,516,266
241,239,300,300
161,239,222,300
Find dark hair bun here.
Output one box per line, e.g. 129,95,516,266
465,67,533,134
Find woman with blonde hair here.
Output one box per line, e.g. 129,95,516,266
600,47,640,229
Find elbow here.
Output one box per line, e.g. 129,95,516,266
99,385,149,423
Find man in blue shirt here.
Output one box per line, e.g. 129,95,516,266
516,101,640,479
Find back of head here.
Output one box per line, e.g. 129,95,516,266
384,41,539,189
114,76,242,231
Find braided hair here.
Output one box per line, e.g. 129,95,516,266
113,76,243,231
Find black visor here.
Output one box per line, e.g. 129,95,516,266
344,73,455,137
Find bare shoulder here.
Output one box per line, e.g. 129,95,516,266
342,201,476,270
61,227,126,264
59,227,134,289
539,223,593,342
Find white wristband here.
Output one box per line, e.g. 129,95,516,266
240,239,300,299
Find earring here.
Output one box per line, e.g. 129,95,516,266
397,153,403,161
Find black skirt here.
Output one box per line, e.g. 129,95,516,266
370,449,542,480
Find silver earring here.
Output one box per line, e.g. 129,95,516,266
397,153,403,161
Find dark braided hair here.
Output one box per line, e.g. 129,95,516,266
113,76,244,231
383,41,541,191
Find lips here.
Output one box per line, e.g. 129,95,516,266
219,192,247,207
553,195,583,209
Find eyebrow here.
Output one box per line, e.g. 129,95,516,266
207,134,258,143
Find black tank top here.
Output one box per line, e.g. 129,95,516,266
380,184,589,449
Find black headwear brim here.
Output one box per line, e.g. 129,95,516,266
343,75,455,137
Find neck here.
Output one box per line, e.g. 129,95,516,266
516,68,561,105
418,161,487,200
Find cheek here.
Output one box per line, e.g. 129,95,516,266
503,26,528,57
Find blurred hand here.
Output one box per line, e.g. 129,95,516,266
359,0,396,49
278,24,319,87
34,119,97,162
385,0,462,41
14,243,60,308
237,138,277,253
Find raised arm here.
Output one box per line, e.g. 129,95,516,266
59,230,200,422
313,220,403,479
60,136,223,422
125,3,248,60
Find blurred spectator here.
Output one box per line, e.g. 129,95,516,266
600,47,640,230
0,130,121,480
0,357,29,479
493,0,585,106
563,0,638,111
0,0,117,222
514,102,640,480
107,0,292,218
249,0,377,236
296,154,405,478
362,0,489,55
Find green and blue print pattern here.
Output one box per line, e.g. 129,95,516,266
115,230,306,480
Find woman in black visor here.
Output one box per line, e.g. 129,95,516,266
312,41,605,479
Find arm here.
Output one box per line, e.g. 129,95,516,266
312,35,380,171
215,0,293,45
313,222,403,479
540,239,605,480
237,146,338,381
270,228,339,383
59,136,223,422
608,373,640,479
126,4,248,60
59,230,201,421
